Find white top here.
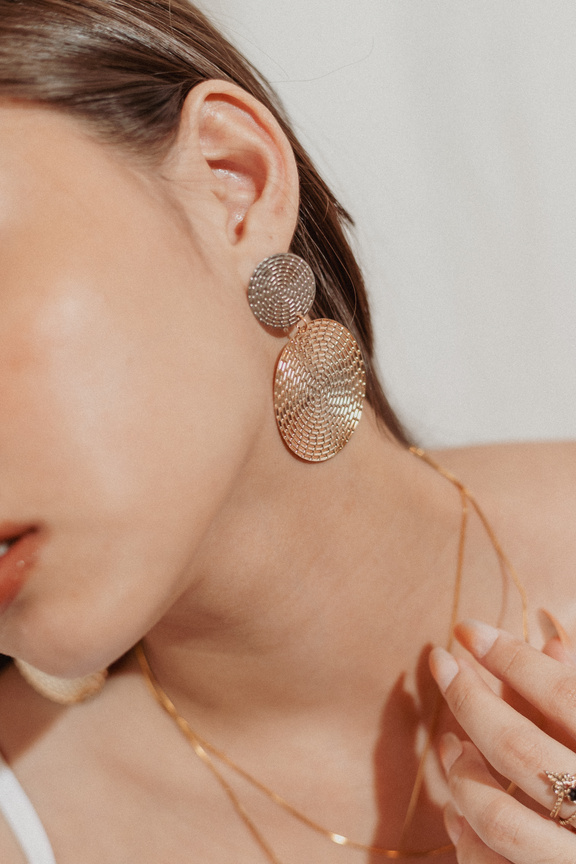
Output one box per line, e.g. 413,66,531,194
0,752,57,864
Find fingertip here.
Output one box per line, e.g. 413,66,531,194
438,731,463,774
542,636,576,666
443,801,463,846
454,619,499,658
429,646,459,693
541,609,573,649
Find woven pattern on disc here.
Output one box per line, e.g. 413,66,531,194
248,253,316,329
274,319,366,462
14,659,107,704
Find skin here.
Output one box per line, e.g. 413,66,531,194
430,623,576,863
0,83,575,863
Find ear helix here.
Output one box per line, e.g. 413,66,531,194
248,253,366,462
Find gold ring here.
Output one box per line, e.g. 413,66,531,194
545,772,576,827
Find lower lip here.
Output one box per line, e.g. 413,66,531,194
0,531,40,609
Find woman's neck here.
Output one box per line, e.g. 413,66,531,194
140,412,461,734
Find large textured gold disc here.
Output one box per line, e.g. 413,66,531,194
274,319,366,462
248,253,316,329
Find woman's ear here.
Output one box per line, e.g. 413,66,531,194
162,79,300,276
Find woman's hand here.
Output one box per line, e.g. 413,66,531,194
430,620,576,863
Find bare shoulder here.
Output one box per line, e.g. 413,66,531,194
430,441,576,633
0,668,34,864
0,815,28,864
431,440,576,509
0,669,33,864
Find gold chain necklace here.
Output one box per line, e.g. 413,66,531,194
135,447,529,861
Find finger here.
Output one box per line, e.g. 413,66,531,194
541,610,574,655
542,637,576,666
429,647,576,819
537,642,576,750
454,620,576,737
441,736,576,864
445,802,512,863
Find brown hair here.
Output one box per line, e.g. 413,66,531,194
0,0,409,443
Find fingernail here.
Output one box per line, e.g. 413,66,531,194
439,732,463,774
541,609,574,652
455,619,499,658
429,647,459,693
443,802,463,845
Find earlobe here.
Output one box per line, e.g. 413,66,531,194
165,80,299,263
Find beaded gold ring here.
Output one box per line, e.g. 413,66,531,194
546,772,576,827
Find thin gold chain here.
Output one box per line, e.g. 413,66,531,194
397,483,469,847
409,447,529,643
135,447,529,861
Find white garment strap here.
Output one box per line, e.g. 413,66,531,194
0,752,57,864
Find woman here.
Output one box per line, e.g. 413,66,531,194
0,1,574,862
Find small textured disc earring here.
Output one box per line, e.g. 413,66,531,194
248,253,316,329
14,658,108,705
248,253,366,462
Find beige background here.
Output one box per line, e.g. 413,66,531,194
199,0,576,446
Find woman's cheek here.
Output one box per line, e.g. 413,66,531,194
0,294,137,501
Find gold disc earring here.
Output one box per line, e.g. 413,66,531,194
248,252,316,329
14,658,108,705
248,253,366,462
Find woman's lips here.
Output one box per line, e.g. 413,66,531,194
0,526,40,609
